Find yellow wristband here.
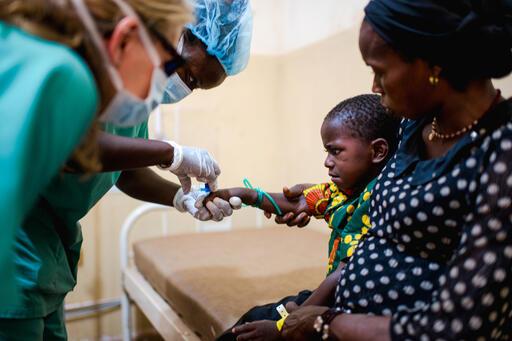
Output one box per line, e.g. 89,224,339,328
276,316,287,331
275,304,289,332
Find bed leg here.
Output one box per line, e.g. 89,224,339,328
122,291,133,341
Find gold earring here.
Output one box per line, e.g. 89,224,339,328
429,75,439,86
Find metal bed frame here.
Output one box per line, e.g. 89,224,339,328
120,203,201,341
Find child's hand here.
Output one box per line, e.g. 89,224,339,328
264,184,313,227
288,195,311,219
232,320,282,341
201,189,233,205
195,189,242,221
262,195,310,228
284,301,300,313
283,184,315,199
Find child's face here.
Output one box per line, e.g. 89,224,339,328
321,119,374,193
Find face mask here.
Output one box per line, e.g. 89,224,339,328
162,72,192,104
71,0,168,127
161,35,192,104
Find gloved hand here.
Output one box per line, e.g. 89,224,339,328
195,192,243,222
173,187,242,221
160,141,220,193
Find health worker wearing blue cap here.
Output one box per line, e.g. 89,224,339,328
162,0,253,103
94,0,253,221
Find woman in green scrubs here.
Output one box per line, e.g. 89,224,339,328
0,18,98,313
0,0,194,339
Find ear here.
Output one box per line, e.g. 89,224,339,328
106,16,139,66
370,138,389,164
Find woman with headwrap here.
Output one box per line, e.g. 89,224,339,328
275,0,512,340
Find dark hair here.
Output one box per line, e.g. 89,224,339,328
324,94,401,159
364,0,512,90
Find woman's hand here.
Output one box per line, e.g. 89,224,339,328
265,184,314,227
281,305,329,341
232,320,283,341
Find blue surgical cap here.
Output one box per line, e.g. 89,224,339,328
187,0,253,76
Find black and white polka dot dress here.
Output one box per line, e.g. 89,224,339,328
335,99,512,340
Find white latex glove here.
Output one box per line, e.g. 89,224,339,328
160,141,220,194
173,187,242,221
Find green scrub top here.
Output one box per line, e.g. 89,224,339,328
0,121,148,318
0,22,98,307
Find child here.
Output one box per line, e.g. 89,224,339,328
209,94,400,341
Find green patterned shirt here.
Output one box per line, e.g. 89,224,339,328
303,178,376,274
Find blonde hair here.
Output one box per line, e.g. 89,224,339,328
0,0,192,173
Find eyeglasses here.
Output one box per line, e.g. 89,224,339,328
149,28,186,77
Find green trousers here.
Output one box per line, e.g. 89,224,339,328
0,304,66,341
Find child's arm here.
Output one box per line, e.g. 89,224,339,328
203,187,310,216
300,262,346,307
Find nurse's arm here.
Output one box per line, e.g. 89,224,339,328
116,168,179,206
98,132,174,172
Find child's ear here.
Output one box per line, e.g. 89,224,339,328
370,138,389,164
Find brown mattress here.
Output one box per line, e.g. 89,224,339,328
133,228,328,340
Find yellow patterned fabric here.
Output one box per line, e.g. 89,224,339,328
303,179,377,274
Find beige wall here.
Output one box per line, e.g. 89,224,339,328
278,26,372,185
67,27,512,340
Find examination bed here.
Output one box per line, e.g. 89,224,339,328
120,204,328,340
